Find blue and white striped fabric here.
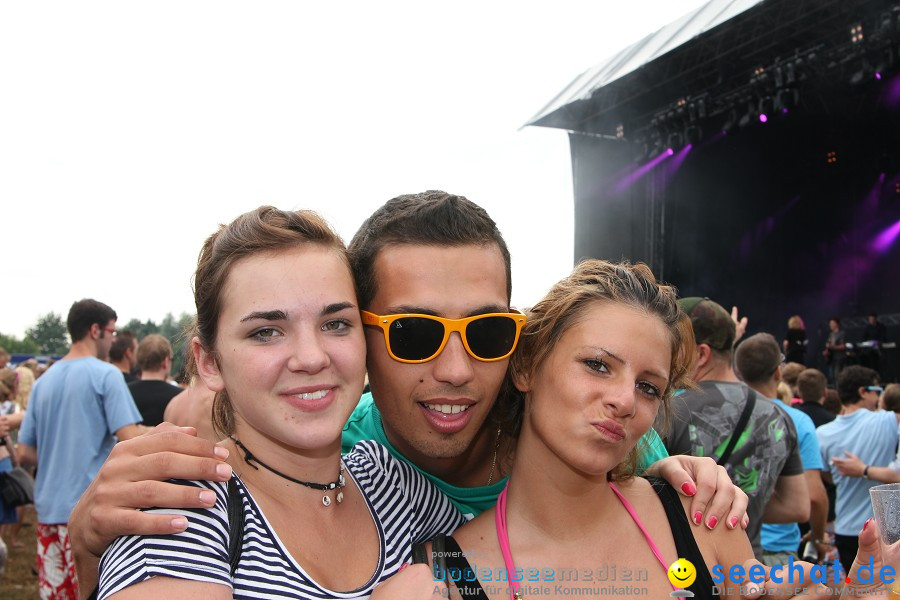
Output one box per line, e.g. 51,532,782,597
99,440,465,599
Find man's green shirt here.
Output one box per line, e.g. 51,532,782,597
342,393,669,519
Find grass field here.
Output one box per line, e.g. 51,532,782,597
1,507,39,600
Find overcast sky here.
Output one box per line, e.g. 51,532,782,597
0,1,708,340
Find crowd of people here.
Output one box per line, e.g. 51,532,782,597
0,191,895,600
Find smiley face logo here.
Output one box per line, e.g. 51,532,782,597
667,558,696,589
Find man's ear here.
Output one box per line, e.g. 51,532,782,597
193,337,225,393
89,323,101,340
695,343,713,370
511,365,530,393
773,364,783,383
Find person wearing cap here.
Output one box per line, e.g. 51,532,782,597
657,297,808,560
735,333,828,568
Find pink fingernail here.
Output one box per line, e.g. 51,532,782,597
693,511,702,525
199,490,216,505
706,516,718,529
214,446,229,459
171,517,187,530
864,518,873,531
730,516,739,528
399,562,409,571
681,482,696,496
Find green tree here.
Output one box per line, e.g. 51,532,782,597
25,312,69,355
0,332,40,355
121,318,158,340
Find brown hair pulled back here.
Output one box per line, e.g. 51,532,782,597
194,206,347,438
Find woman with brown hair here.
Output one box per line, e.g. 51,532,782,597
97,207,464,599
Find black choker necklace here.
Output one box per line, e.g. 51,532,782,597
230,437,345,507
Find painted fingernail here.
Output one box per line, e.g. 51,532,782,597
199,490,216,505
864,518,873,531
399,562,409,571
706,516,718,530
214,446,229,459
681,482,696,496
216,463,232,478
730,516,739,528
693,511,702,525
171,517,188,530
742,516,750,529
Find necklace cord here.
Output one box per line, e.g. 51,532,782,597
229,437,343,491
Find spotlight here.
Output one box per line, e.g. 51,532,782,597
851,23,864,44
826,151,838,165
759,114,769,123
616,124,625,140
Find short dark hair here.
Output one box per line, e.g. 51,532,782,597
347,191,512,310
797,368,826,403
67,299,117,342
830,317,841,326
836,365,879,405
108,330,137,362
734,332,782,386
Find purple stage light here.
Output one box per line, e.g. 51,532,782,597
759,114,768,123
876,72,882,80
611,149,672,194
871,219,900,254
667,148,674,156
885,73,900,109
782,108,789,114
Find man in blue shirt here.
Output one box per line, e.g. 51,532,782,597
18,299,144,598
817,365,900,573
735,333,827,566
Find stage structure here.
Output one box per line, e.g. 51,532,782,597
528,0,900,378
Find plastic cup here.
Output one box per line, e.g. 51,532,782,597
870,483,900,597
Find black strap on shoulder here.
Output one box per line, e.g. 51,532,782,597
648,478,717,599
226,476,244,576
412,540,429,565
442,535,490,600
717,387,756,466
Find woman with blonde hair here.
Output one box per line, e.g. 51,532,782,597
783,315,807,365
422,261,874,599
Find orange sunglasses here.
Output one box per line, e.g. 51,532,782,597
361,310,526,364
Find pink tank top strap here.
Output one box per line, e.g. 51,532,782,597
608,481,672,581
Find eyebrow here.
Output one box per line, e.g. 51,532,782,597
384,304,510,318
241,310,287,323
240,302,356,323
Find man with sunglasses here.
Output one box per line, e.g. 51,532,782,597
816,365,900,573
69,192,748,591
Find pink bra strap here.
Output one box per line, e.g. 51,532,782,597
608,481,673,586
496,481,674,598
495,483,522,600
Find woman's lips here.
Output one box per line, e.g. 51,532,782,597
592,419,626,441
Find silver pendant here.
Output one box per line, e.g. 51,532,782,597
336,490,344,504
322,494,331,507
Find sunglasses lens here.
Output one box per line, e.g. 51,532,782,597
466,316,518,360
388,317,446,361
